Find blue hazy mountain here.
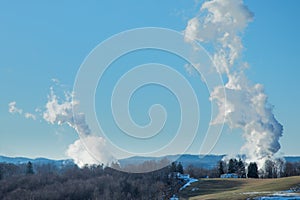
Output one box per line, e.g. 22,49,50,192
1,155,300,169
284,156,300,163
119,154,226,169
0,155,74,167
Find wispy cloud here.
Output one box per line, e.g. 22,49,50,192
8,101,36,120
8,101,23,114
24,112,37,120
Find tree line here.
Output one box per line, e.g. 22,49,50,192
217,158,300,179
183,158,300,179
1,158,300,199
0,161,184,200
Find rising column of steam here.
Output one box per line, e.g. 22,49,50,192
43,87,115,167
184,0,283,167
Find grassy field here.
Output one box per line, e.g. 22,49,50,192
179,176,300,200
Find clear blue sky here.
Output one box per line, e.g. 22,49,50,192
0,0,299,159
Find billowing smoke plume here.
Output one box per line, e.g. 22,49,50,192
43,88,91,136
66,136,114,167
43,87,115,167
184,0,283,167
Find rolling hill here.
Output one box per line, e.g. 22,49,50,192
179,176,300,200
1,154,300,169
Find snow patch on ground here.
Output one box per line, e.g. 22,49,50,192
248,190,300,200
243,192,271,195
254,196,300,200
242,190,300,200
180,178,198,190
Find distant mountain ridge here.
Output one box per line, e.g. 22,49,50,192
0,155,74,167
120,155,300,169
284,156,300,163
1,155,300,169
119,154,226,169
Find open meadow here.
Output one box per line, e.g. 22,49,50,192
180,176,300,200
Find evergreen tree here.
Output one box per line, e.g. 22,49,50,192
176,162,184,174
247,162,258,178
228,159,238,173
218,161,225,176
26,161,34,175
170,162,177,173
237,159,246,178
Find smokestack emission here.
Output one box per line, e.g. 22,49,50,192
43,87,115,167
184,0,283,168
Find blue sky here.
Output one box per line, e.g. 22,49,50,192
0,0,299,160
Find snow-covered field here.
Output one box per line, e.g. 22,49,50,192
254,196,300,200
251,190,300,200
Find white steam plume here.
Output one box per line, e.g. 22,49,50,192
43,87,115,167
66,136,114,167
184,0,283,168
43,88,91,136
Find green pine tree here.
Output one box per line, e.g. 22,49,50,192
170,162,177,173
237,158,246,178
247,162,258,178
26,161,34,175
228,159,238,173
218,161,225,176
176,162,184,174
